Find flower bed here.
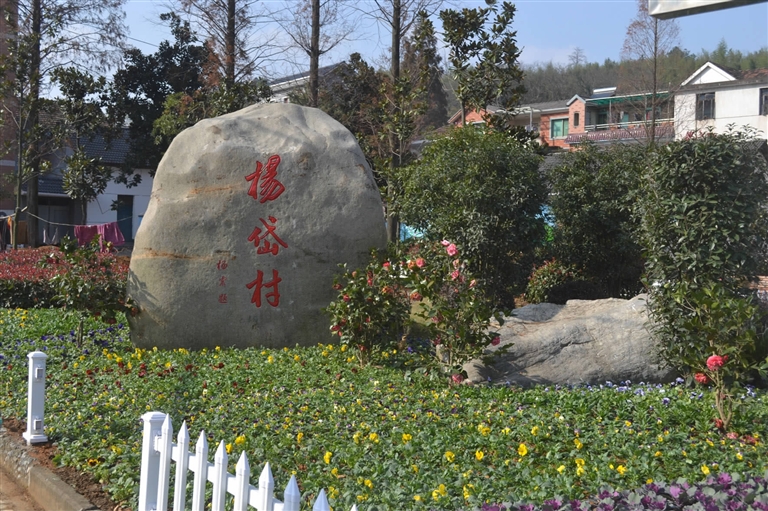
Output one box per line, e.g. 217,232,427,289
1,309,767,510
0,248,129,309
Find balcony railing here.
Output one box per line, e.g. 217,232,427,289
565,119,674,144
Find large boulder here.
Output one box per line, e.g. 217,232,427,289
465,295,678,386
128,103,386,350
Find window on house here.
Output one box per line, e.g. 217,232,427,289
551,118,569,138
696,93,715,120
761,89,768,116
573,112,580,127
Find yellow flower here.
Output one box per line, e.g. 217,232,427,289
575,458,585,467
477,424,491,436
647,479,654,484
234,435,246,445
369,432,379,443
518,443,528,456
463,484,475,500
617,465,627,475
737,452,743,460
226,443,233,454
557,465,565,474
324,451,333,464
267,355,275,363
402,433,412,443
531,426,539,436
414,495,422,502
475,450,484,461
701,465,710,475
574,438,583,449
445,451,455,463
502,427,511,435
341,345,348,352
215,346,221,352
576,466,586,476
296,432,304,443
625,420,632,427
654,451,662,457
294,355,300,361
331,467,339,477
364,479,373,489
411,464,419,473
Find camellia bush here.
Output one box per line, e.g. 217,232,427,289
326,240,506,378
396,126,547,308
639,127,768,428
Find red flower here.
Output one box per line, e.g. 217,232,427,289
382,261,391,270
707,355,725,371
491,336,501,346
415,258,425,268
451,374,465,384
446,244,458,257
332,283,342,290
410,291,423,301
342,294,351,302
713,418,724,430
367,278,373,286
694,372,711,385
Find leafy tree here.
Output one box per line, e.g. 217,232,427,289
440,0,525,126
639,127,768,381
396,126,546,308
546,142,646,298
52,67,113,224
108,13,209,182
152,80,271,144
401,11,448,134
0,0,126,246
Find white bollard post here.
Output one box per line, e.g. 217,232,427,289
23,351,48,445
138,411,167,511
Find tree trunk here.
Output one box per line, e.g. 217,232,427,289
27,0,42,248
308,0,320,107
385,0,401,244
650,18,658,146
225,0,236,86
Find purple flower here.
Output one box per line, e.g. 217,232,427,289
662,397,670,406
717,472,733,485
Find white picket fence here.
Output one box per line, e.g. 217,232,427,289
139,411,360,511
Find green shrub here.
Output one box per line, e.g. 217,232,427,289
639,127,768,426
525,259,592,304
396,126,547,308
546,142,646,298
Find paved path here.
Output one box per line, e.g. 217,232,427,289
0,467,43,511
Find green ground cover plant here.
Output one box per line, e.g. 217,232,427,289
1,308,767,510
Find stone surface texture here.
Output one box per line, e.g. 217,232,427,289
465,295,678,386
128,103,386,349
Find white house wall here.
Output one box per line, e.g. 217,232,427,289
86,169,153,239
675,86,768,140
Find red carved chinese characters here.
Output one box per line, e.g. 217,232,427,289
246,269,281,307
218,294,228,304
248,216,288,255
245,155,285,203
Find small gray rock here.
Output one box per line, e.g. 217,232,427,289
128,103,386,349
465,294,678,386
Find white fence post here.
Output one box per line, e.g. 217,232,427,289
172,421,190,511
191,431,209,511
23,351,48,445
139,411,167,511
156,415,174,511
211,441,228,511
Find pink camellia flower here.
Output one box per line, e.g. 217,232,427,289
713,418,724,430
446,244,458,256
342,294,351,302
707,354,725,371
410,291,423,301
491,336,501,346
441,240,451,246
416,258,426,268
451,373,465,384
469,279,476,288
450,270,460,281
382,261,391,270
726,432,739,440
367,278,374,286
694,372,711,385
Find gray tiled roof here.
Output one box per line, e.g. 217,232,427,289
21,174,66,196
81,132,131,166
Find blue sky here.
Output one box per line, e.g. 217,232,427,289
124,0,768,77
